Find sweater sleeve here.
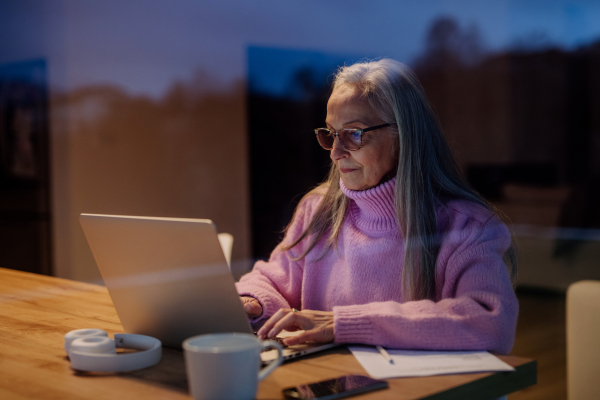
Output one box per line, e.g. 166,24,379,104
333,215,519,355
235,194,320,326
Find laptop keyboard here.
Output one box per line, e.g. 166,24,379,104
270,336,289,348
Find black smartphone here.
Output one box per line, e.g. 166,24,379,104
282,375,388,400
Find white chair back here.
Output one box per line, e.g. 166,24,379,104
217,233,234,270
567,280,600,399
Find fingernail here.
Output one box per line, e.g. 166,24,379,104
257,328,264,336
268,329,276,338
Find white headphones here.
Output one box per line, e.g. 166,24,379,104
64,329,162,372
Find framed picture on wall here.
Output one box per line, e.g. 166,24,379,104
0,59,48,181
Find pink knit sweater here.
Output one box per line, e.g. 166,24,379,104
236,177,519,354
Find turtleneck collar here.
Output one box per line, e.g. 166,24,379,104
340,176,398,232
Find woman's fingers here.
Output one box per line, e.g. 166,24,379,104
266,311,308,339
283,325,334,346
240,296,262,319
257,308,293,338
244,301,261,318
257,308,335,344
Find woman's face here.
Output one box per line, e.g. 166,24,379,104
326,85,397,191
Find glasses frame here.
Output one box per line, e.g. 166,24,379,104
314,123,393,151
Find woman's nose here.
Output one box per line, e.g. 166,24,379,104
330,136,349,161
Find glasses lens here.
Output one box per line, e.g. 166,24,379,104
316,129,334,149
339,129,361,150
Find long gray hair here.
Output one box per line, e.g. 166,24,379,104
283,59,517,301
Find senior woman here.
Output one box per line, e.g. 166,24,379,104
237,58,518,355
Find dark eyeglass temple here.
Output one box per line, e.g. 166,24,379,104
362,123,393,133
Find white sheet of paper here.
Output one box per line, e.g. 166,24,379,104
349,346,515,379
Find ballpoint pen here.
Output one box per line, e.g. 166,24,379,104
376,345,394,364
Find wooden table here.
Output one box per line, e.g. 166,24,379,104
0,267,536,399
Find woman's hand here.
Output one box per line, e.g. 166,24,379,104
257,308,334,346
240,296,262,319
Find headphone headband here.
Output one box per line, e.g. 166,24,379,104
65,329,162,372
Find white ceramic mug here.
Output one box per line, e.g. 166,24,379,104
183,333,283,400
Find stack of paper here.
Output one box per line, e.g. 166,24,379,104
348,346,515,379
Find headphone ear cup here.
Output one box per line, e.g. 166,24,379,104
70,336,116,355
64,329,108,355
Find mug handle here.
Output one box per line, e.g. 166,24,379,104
258,340,283,382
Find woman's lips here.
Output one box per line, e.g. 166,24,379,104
340,168,356,173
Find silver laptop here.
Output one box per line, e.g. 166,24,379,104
79,214,340,361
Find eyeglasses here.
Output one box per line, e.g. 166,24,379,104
314,123,393,151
